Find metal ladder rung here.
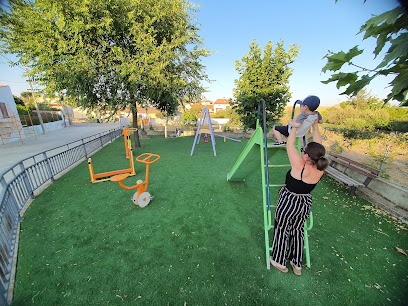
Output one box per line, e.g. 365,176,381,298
269,184,284,188
267,164,290,168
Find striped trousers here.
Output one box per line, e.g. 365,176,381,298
271,186,312,268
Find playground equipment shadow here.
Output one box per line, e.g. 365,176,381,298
12,136,408,305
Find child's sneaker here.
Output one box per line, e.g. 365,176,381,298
273,141,285,146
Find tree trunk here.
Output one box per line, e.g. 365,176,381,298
165,113,168,138
132,107,141,147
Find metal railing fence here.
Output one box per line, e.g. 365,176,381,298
0,128,122,305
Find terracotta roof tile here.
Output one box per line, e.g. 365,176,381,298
214,99,230,104
191,104,214,111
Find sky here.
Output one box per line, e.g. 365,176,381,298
0,0,402,106
195,0,401,105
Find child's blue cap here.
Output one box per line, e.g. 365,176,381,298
298,95,320,111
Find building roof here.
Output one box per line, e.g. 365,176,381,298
191,104,214,111
122,107,161,114
137,108,161,114
214,99,230,105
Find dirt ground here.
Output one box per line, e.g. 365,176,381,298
341,150,408,188
323,131,408,189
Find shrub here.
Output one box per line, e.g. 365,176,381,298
16,104,30,115
363,108,390,129
343,118,368,130
214,109,227,118
387,121,408,132
181,111,197,124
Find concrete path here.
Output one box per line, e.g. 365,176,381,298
0,122,120,175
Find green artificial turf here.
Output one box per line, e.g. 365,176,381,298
12,135,408,305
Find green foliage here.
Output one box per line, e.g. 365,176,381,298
387,120,408,132
0,0,210,143
322,6,408,106
16,103,61,125
16,104,30,115
321,90,408,132
324,106,391,130
233,39,299,130
181,110,197,124
28,111,62,126
36,103,60,111
340,89,383,110
189,107,202,118
225,107,241,126
214,109,227,118
19,91,31,100
13,95,25,106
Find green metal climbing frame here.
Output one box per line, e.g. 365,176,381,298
227,100,313,270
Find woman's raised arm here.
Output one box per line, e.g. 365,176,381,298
311,119,322,144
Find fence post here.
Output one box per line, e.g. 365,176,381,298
0,175,7,201
43,152,55,182
380,137,392,172
81,139,88,159
100,133,103,148
322,127,327,145
19,161,34,199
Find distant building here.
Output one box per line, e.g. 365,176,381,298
0,85,24,144
201,100,213,106
0,85,19,119
190,104,214,113
213,99,231,113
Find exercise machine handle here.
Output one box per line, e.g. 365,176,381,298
136,153,160,164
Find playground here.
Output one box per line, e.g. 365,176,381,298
11,132,408,305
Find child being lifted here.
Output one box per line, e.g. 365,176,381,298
272,95,323,146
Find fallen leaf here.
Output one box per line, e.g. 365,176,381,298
396,247,407,256
343,205,349,208
323,197,329,200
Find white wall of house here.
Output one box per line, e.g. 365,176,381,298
197,118,230,125
0,86,23,145
213,104,230,113
0,86,19,118
23,119,69,135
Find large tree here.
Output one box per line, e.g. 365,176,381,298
233,39,299,131
0,0,210,146
322,3,408,106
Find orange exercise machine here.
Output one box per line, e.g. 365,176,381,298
110,153,160,208
88,128,136,183
122,127,138,158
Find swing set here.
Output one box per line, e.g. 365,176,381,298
190,107,241,156
227,99,314,270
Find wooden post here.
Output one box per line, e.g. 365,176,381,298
27,69,45,134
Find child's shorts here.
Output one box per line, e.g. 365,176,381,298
274,125,289,137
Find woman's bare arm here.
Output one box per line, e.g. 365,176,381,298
286,120,303,171
311,119,322,144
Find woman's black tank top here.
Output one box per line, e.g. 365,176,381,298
285,166,318,194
